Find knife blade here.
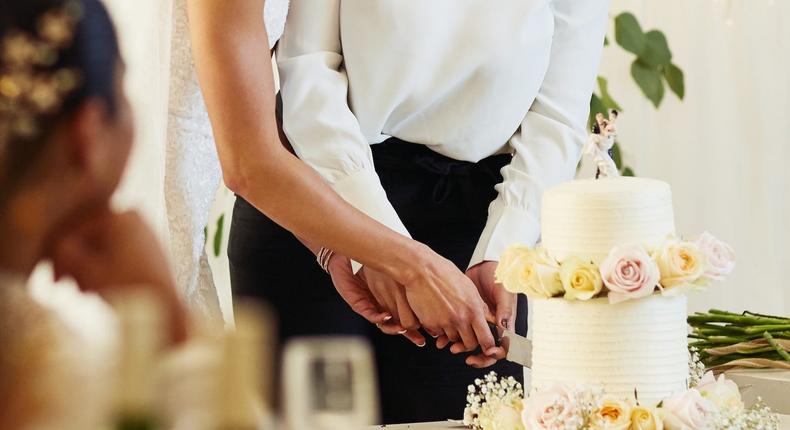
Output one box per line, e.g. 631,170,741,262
488,322,533,368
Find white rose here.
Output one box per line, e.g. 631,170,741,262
496,245,563,299
696,371,744,412
654,238,707,290
521,385,576,430
662,388,715,430
560,257,604,301
590,397,632,430
692,232,735,283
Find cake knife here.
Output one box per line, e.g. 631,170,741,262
488,323,533,368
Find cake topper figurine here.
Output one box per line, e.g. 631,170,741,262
584,109,620,179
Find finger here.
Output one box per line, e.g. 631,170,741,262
472,315,497,354
443,327,461,343
450,341,469,354
466,354,498,369
401,330,426,347
458,325,479,352
495,291,517,331
377,320,406,336
435,335,451,350
424,328,442,339
395,292,420,331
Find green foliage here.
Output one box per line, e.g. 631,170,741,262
587,12,686,177
213,213,225,258
613,12,685,106
631,59,665,107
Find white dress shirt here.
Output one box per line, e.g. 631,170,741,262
277,0,610,268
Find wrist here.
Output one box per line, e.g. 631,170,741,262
386,241,438,287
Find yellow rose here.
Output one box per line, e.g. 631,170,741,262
496,245,563,299
591,397,632,430
560,256,603,301
630,405,664,430
654,238,707,289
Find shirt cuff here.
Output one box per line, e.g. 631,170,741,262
331,168,412,273
469,200,541,269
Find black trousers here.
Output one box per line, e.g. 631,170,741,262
228,138,528,424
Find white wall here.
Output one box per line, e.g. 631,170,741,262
600,0,790,315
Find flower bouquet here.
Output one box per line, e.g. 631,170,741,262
463,369,779,430
495,232,735,304
689,309,790,372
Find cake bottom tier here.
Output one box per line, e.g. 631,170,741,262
529,294,690,406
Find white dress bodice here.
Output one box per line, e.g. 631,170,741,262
165,0,289,322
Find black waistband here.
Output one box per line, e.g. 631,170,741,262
371,137,512,177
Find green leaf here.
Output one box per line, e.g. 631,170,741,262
641,30,672,66
622,167,636,177
615,12,646,56
631,60,664,108
589,93,607,130
663,63,685,100
611,142,623,170
597,76,622,111
213,214,225,257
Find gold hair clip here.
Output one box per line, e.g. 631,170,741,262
0,1,84,149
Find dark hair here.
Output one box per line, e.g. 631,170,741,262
0,0,120,198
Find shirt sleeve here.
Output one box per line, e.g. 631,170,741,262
276,0,412,244
469,0,611,268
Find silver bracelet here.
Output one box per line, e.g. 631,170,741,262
316,247,334,273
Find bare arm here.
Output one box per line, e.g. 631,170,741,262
185,0,421,279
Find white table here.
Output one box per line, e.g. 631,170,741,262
370,415,790,429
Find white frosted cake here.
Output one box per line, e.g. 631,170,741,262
529,177,689,405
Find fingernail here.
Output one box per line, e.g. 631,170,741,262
417,341,426,347
501,319,510,330
398,329,408,335
430,333,440,339
383,315,393,322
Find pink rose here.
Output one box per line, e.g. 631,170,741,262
693,232,735,283
662,388,715,430
521,385,578,430
600,245,660,304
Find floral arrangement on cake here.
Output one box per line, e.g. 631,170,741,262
463,366,779,430
495,232,734,304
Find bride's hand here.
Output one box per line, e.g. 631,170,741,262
328,256,425,347
394,245,498,356
359,267,427,347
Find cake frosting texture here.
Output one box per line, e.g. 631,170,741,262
530,294,689,405
541,177,676,263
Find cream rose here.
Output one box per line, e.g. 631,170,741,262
560,257,603,301
661,389,714,430
496,245,563,299
696,371,744,412
521,385,577,430
590,397,632,430
630,405,664,430
600,245,661,304
653,238,707,290
693,232,735,283
490,403,525,430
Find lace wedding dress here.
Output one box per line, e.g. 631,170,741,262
165,0,289,322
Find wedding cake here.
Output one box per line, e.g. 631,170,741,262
530,177,688,405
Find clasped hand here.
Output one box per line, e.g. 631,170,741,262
328,252,515,368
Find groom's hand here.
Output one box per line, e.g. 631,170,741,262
443,261,514,368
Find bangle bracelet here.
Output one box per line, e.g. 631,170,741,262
316,247,334,273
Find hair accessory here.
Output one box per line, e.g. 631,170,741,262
0,1,84,149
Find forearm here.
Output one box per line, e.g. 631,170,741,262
185,0,425,279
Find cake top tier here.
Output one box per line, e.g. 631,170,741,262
541,177,676,262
